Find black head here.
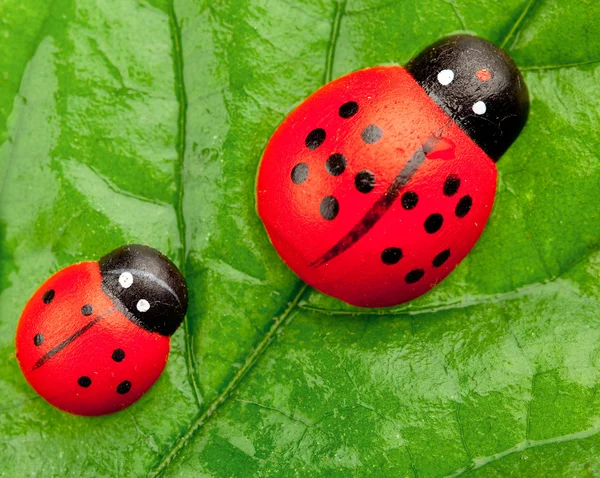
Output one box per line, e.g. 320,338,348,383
99,244,188,336
406,35,529,161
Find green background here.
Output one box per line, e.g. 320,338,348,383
1,0,600,476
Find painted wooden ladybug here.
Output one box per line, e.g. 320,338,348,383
15,244,187,416
257,35,529,308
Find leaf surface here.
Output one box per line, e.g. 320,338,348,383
1,0,600,476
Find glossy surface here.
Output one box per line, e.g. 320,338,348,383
406,35,529,161
258,66,498,307
100,244,188,336
16,262,170,416
1,0,600,476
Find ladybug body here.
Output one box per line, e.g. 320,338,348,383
257,35,529,307
15,245,187,416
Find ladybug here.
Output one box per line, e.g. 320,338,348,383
257,35,529,308
15,244,188,416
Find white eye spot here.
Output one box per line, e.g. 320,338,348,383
437,69,454,86
472,101,487,115
118,272,133,289
136,299,150,313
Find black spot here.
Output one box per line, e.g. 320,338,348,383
361,125,383,144
43,289,55,304
117,380,131,395
339,101,359,118
112,348,125,362
354,170,376,193
326,154,347,176
401,192,419,210
81,304,93,316
432,249,451,267
305,128,326,150
456,195,473,217
33,334,44,347
381,248,403,265
443,175,460,196
424,214,444,234
405,269,425,284
291,163,309,184
78,376,92,388
320,196,339,221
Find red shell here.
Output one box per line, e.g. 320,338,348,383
257,67,497,307
15,262,169,416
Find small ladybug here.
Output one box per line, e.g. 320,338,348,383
257,35,529,308
15,244,188,416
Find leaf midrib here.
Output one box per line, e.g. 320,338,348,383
149,282,309,477
0,1,56,199
150,0,348,474
152,0,600,474
168,2,202,409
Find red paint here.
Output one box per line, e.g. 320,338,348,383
257,67,497,308
476,68,492,82
15,262,169,416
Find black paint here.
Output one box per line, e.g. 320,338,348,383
33,315,105,370
33,334,44,347
405,269,425,284
339,101,359,118
432,249,451,267
326,154,347,176
361,125,383,144
402,192,419,210
320,196,339,221
424,214,444,234
354,170,376,193
117,380,131,395
305,128,326,150
78,376,92,388
43,289,55,304
443,175,460,196
112,348,125,362
99,245,188,337
311,136,441,267
381,248,403,265
456,195,473,217
291,163,309,184
81,304,93,316
406,35,529,161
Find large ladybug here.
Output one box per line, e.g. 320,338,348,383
15,244,187,416
257,35,529,308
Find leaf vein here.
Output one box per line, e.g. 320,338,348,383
0,1,55,198
455,402,471,460
443,0,468,30
324,0,348,84
300,242,600,318
445,425,600,477
148,282,309,477
500,0,539,50
149,1,349,470
521,59,600,71
168,2,202,409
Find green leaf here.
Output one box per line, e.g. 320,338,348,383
1,0,600,476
